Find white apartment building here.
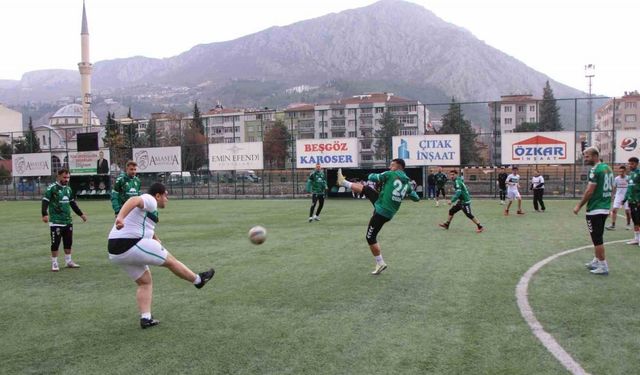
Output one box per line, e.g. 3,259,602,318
594,91,640,162
489,95,540,164
0,104,23,144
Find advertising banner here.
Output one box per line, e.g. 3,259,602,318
208,142,264,171
12,152,52,177
501,131,575,165
295,138,359,168
615,130,640,164
392,135,460,166
132,147,182,173
68,149,111,175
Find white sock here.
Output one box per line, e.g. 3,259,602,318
342,181,352,189
375,255,384,265
193,275,202,285
64,255,72,263
635,231,639,241
51,256,58,264
141,312,152,320
601,260,608,268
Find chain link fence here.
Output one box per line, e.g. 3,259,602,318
0,96,624,200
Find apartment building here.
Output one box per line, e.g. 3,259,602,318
594,90,640,161
201,107,244,144
489,94,540,164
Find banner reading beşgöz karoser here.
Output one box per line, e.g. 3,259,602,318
392,135,460,166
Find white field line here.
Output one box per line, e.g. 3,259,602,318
515,239,629,375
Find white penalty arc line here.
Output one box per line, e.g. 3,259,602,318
516,239,629,375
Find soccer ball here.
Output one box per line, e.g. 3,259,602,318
248,226,267,245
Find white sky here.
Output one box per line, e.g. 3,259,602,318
0,0,638,97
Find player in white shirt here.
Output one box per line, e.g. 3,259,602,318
531,170,546,212
504,166,524,215
606,165,631,230
108,183,214,329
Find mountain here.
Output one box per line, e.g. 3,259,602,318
1,0,586,123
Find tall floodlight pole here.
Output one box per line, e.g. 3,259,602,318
585,64,595,131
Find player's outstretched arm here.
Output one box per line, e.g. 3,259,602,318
115,196,144,229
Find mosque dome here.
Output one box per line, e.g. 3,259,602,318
49,103,100,126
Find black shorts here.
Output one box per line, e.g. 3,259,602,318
311,194,325,204
363,185,380,206
630,203,640,226
586,214,608,246
50,224,73,252
436,187,446,198
449,202,474,219
366,213,390,245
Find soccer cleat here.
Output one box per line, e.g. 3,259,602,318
590,266,609,276
626,239,639,245
476,226,484,233
195,268,215,289
336,168,346,187
313,215,320,221
66,261,80,268
517,210,525,215
308,217,313,223
438,223,449,230
51,262,59,272
585,258,598,270
140,317,160,329
371,263,388,275
503,210,509,216
605,224,616,231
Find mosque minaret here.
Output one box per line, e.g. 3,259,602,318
78,0,92,127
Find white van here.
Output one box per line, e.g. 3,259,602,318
168,171,193,184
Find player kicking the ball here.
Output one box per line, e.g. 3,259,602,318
336,158,420,275
108,183,214,329
439,170,484,233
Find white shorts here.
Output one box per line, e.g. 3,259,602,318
109,238,168,280
507,190,521,200
613,196,629,210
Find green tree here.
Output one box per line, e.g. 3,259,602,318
0,142,12,159
514,122,540,132
127,106,132,119
374,110,401,163
539,81,562,131
192,101,204,134
263,120,291,169
13,117,41,154
439,98,480,165
182,107,208,172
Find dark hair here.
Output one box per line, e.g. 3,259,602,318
450,170,458,175
126,160,137,168
512,166,518,170
148,182,166,196
629,157,639,163
619,165,627,170
392,158,406,169
57,168,70,176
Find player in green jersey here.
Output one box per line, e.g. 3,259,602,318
434,166,448,207
111,160,141,215
573,147,614,275
306,163,328,222
41,168,88,272
336,158,420,275
438,170,484,233
623,157,640,245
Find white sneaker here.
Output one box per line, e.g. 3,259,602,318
500,201,505,205
626,224,632,230
51,262,59,272
66,261,80,268
435,201,440,207
308,217,313,223
313,215,320,221
336,168,346,187
605,224,616,231
590,265,609,276
626,239,639,245
585,258,598,270
371,263,388,275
